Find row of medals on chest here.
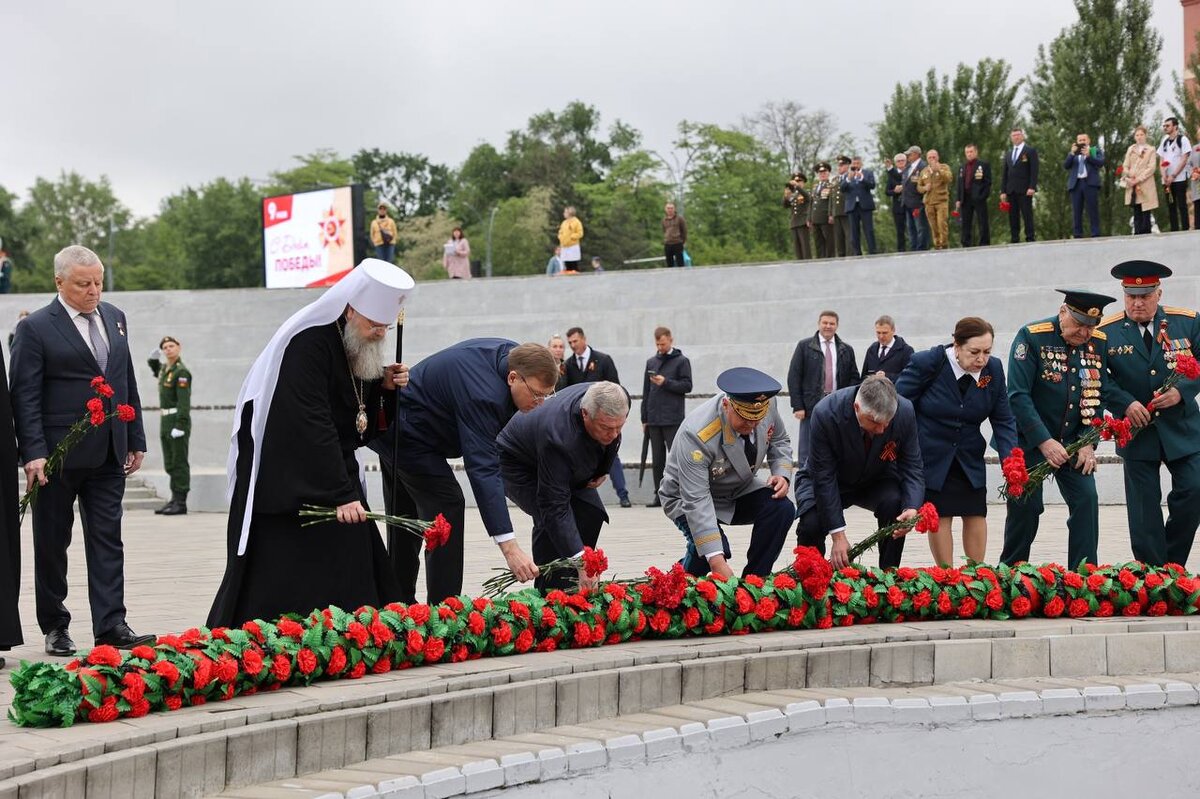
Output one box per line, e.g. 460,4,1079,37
1040,343,1103,418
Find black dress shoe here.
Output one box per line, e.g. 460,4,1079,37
45,628,77,657
619,497,632,508
94,622,155,649
646,498,662,508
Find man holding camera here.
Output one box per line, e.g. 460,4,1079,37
1064,133,1105,238
783,173,812,260
843,156,877,256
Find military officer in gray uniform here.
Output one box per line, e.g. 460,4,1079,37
659,367,794,579
1100,261,1200,567
1001,289,1116,569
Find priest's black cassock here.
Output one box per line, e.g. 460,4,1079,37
0,353,24,648
206,322,401,627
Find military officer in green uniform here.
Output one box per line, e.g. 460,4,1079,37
658,367,794,579
809,163,834,259
782,172,812,260
1100,261,1200,567
1001,289,1116,568
830,155,851,258
148,336,191,515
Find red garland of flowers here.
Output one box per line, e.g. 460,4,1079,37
12,553,1200,728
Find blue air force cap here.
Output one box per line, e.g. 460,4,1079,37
717,367,781,421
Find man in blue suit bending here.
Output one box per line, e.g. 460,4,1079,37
793,376,925,569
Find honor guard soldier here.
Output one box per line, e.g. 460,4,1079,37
148,336,191,515
1001,289,1116,568
1100,261,1200,566
658,367,794,580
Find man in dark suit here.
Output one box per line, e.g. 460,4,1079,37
885,154,908,252
793,376,925,570
497,381,626,590
843,156,877,256
9,245,151,655
564,327,630,507
956,143,992,247
788,311,859,465
1001,127,1039,243
1064,133,1105,238
901,146,930,251
860,315,914,383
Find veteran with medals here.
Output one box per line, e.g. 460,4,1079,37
1000,289,1115,569
207,260,412,627
658,368,794,580
1100,261,1200,567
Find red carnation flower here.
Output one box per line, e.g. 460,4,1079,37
242,649,264,676
90,376,108,390
540,607,558,628
590,623,605,644
914,502,940,534
951,210,960,218
705,617,725,634
1173,354,1200,379
744,574,765,588
999,200,1011,212
372,656,393,674
508,600,531,622
467,611,486,636
755,596,779,621
773,574,797,591
116,404,136,423
1123,601,1143,616
369,619,394,646
151,659,181,687
958,596,978,618
121,672,146,702
87,645,123,668
407,604,431,626
215,655,238,683
573,621,592,646
424,514,452,550
348,661,367,679
1145,572,1164,589
650,609,671,633
832,582,852,604
473,597,493,611
514,629,534,653
1068,598,1089,618
1087,573,1107,592
896,567,919,581
242,621,264,642
130,645,157,661
840,615,855,627
607,601,624,623
535,638,557,653
424,636,446,662
276,618,304,639
1163,160,1172,168
1118,569,1137,590
86,397,104,414
581,546,608,578
1148,600,1168,616
87,696,121,724
817,614,833,629
295,648,318,675
89,411,107,426
683,607,701,629
604,583,628,601
491,621,513,647
695,580,718,602
735,588,754,614
787,607,806,627
271,653,291,682
865,587,880,608
1010,596,1032,617
886,585,905,608
443,596,464,612
344,621,369,648
1044,596,1065,618
1063,572,1084,590
1097,600,1115,617
985,589,1004,611
405,629,424,656
127,698,151,718
936,592,953,615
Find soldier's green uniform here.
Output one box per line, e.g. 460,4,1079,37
1001,290,1116,569
783,173,812,260
1100,261,1200,566
809,164,834,259
150,347,191,514
830,158,851,257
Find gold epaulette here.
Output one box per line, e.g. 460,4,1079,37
697,418,723,443
1098,312,1124,328
1164,306,1198,319
1026,322,1054,334
1091,329,1107,341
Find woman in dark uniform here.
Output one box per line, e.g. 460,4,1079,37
896,317,1018,565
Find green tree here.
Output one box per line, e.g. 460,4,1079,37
450,142,518,225
0,185,35,291
266,149,356,195
1026,0,1162,238
1169,28,1200,142
352,149,452,221
392,210,459,282
741,101,854,174
17,171,131,290
874,59,1022,249
678,122,789,265
575,150,671,268
485,186,555,276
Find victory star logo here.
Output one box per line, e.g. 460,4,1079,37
317,206,347,249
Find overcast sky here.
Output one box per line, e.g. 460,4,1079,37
2,0,1188,217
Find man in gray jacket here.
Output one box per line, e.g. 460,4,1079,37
658,367,794,579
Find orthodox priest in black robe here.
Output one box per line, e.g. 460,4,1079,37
207,260,413,627
0,351,25,659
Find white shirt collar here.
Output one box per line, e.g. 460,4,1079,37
577,346,592,364
946,345,981,382
58,294,96,320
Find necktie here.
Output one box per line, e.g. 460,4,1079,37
1077,156,1087,179
958,374,974,395
1143,326,1154,353
742,434,756,468
577,355,584,371
85,311,109,373
1012,146,1018,163
823,339,834,393
879,345,887,360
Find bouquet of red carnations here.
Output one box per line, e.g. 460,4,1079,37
481,546,609,597
846,502,939,562
298,506,451,551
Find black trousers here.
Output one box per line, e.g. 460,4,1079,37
648,424,680,495
380,460,467,605
795,478,907,569
812,223,834,258
664,242,685,268
891,206,907,252
532,497,606,592
675,487,794,578
789,226,812,260
832,215,851,257
1008,193,1035,242
33,451,128,637
1070,185,1101,238
848,209,876,255
960,197,990,246
1166,182,1191,231
1133,204,1153,234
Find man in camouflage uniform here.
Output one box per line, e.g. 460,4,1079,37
149,336,191,515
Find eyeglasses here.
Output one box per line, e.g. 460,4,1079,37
519,374,555,404
364,321,396,333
